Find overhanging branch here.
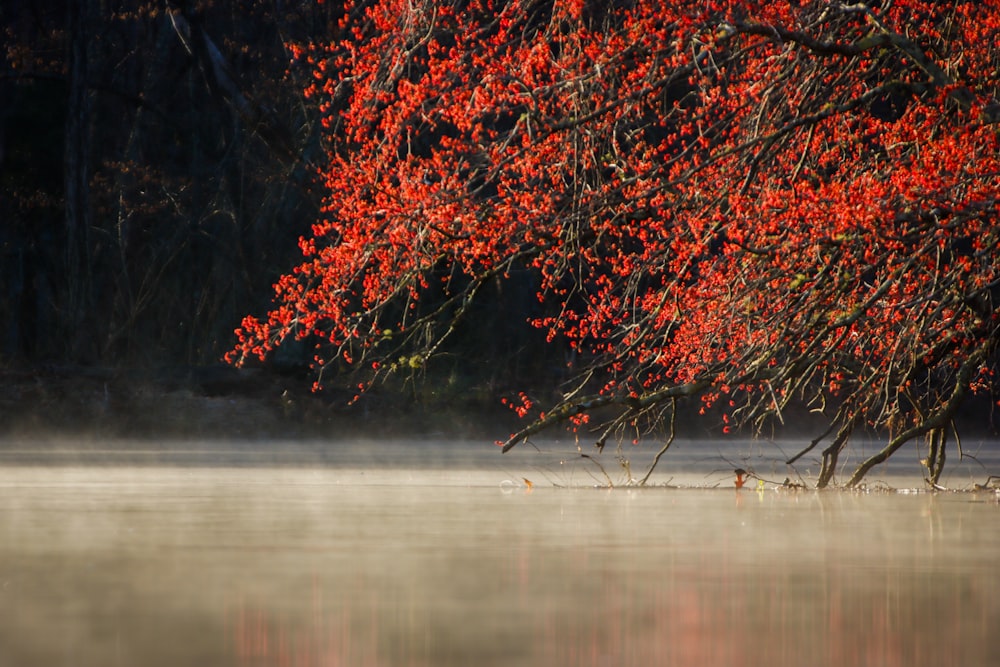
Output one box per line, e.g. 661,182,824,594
500,379,709,452
725,10,999,123
845,345,987,486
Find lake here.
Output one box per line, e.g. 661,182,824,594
0,438,998,666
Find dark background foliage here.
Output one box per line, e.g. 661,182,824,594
0,0,551,434
1,0,330,367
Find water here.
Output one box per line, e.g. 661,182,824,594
0,439,998,666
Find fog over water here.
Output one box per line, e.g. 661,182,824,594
1,438,998,666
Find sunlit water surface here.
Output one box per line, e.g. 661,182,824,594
0,439,998,667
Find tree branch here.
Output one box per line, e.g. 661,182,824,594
725,11,1000,123
166,3,300,163
845,345,987,487
501,379,709,453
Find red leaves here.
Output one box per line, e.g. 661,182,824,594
230,0,998,458
501,392,535,419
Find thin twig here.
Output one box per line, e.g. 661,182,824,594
639,397,677,485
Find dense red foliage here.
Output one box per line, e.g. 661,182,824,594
230,0,1000,486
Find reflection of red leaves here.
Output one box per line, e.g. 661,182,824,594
734,469,747,489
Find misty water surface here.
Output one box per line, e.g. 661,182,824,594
0,438,998,666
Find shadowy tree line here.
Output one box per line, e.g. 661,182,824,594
1,1,328,367
1,1,553,408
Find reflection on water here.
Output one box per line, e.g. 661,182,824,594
0,450,998,666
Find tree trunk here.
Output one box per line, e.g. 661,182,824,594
64,0,93,359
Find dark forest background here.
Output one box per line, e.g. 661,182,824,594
2,1,328,366
0,1,553,436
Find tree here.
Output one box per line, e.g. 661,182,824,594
229,0,1000,487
